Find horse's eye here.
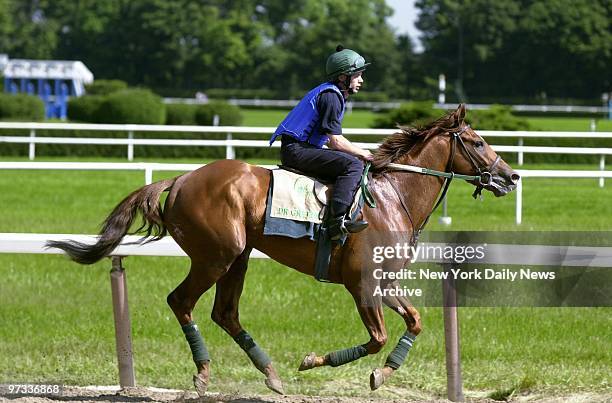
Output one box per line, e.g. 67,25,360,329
475,141,484,148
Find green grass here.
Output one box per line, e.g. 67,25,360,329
1,163,610,233
1,256,610,397
526,117,612,132
0,162,610,398
241,108,612,132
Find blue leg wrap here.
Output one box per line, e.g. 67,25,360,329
233,330,271,371
385,331,416,369
182,321,210,364
327,345,368,367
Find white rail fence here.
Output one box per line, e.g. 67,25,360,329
1,161,610,225
0,122,610,168
2,233,610,400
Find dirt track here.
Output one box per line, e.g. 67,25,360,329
2,386,612,403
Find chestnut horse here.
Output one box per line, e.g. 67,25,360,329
48,104,519,395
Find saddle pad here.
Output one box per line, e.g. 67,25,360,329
270,169,364,225
271,169,325,223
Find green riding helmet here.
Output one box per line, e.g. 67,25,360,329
325,46,370,81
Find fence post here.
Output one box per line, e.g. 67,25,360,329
516,178,523,225
29,129,36,160
600,155,605,188
127,131,134,161
517,137,524,166
226,133,235,160
439,196,452,225
442,266,464,402
110,256,136,388
144,166,153,185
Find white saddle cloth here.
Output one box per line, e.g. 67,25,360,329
270,169,361,224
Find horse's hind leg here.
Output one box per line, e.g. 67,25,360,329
211,248,285,395
370,280,422,390
166,258,230,396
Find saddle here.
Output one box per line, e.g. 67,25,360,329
268,164,376,282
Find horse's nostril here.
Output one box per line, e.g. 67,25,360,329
511,173,520,184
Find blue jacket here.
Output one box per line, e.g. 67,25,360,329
269,82,345,148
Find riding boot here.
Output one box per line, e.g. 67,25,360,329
326,202,369,241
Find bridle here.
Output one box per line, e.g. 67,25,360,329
447,124,501,199
378,124,501,243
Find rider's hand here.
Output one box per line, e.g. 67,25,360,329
361,150,374,162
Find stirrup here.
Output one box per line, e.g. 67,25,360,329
327,216,368,241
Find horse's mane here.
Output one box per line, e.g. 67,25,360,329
371,109,458,173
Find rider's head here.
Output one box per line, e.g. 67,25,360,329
326,45,370,95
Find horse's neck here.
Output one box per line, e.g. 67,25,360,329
383,138,451,231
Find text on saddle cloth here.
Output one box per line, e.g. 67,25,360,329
270,169,362,224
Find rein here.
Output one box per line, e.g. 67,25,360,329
380,124,499,243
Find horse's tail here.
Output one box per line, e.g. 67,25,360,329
46,176,179,265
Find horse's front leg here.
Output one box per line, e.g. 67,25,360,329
370,280,422,390
298,285,387,373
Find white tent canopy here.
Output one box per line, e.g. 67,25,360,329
3,58,94,96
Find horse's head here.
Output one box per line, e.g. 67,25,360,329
441,104,520,197
372,103,520,198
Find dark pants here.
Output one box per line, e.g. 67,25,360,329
280,136,364,216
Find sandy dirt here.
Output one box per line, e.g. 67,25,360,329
1,385,610,403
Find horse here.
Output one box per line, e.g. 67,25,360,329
48,104,519,395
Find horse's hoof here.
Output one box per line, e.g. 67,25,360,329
193,373,208,397
298,352,317,371
265,377,285,395
370,368,385,391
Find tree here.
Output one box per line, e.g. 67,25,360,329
510,0,611,99
4,0,59,59
416,0,611,101
416,0,522,101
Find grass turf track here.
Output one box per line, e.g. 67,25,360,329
0,160,610,398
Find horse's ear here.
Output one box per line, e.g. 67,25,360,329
454,103,466,125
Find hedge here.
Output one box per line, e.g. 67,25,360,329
195,101,242,126
165,103,198,125
467,105,530,131
371,101,443,128
0,93,45,121
84,80,128,96
96,89,166,124
67,95,106,123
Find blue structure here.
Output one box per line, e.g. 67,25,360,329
2,56,93,119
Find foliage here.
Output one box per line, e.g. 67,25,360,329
0,93,45,121
67,95,105,123
415,0,612,101
371,101,443,128
205,88,278,100
349,91,390,103
1,0,608,102
195,101,243,126
165,103,198,125
95,89,165,125
84,80,128,96
467,105,530,131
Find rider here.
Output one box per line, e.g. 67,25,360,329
269,45,373,241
